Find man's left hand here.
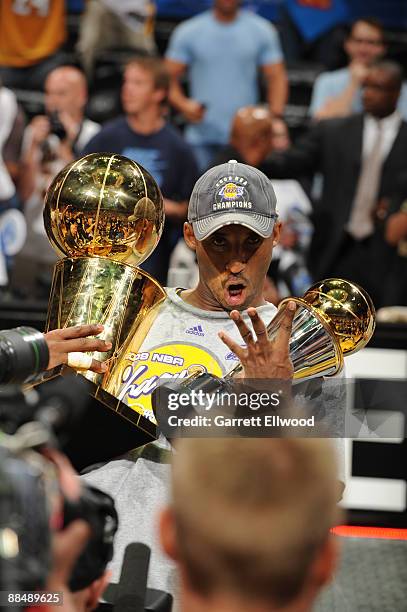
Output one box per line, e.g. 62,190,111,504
218,301,296,379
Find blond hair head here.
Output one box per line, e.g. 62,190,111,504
170,437,340,607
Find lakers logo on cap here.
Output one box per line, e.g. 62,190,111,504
218,182,245,200
214,177,252,211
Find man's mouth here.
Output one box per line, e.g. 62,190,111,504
225,282,247,306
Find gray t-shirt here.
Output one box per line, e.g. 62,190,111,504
82,288,345,600
116,287,277,423
82,289,278,592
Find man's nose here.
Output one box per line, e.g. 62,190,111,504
226,255,246,275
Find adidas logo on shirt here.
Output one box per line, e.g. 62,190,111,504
185,324,205,336
225,351,239,361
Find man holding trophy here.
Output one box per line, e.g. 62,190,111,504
41,143,376,603
74,159,357,597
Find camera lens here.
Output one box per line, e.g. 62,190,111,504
0,327,49,384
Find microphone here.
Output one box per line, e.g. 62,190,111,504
114,543,151,612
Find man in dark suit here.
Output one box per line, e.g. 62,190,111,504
262,60,407,308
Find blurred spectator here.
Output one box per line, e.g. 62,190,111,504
77,0,157,83
83,57,199,285
14,66,100,299
279,0,349,69
160,437,341,612
0,84,25,210
263,61,407,308
213,106,313,298
24,447,114,612
165,0,288,171
0,83,26,288
0,0,67,90
310,17,407,120
278,0,349,70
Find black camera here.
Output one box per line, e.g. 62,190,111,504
0,326,49,385
48,111,67,141
0,445,52,592
0,446,118,593
0,378,119,594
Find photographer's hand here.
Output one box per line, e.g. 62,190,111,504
47,520,91,612
44,324,112,373
218,302,296,379
29,115,51,147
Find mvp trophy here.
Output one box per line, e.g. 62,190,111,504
44,153,166,439
154,278,376,413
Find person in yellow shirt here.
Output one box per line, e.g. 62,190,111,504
0,0,67,90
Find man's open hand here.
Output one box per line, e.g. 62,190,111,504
218,301,296,379
44,324,112,373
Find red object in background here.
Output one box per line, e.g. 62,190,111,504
298,0,332,9
332,525,407,540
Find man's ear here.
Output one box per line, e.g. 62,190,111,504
272,220,281,246
159,506,179,561
184,222,198,251
310,534,339,590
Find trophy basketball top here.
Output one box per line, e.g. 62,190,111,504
301,278,376,356
43,153,164,265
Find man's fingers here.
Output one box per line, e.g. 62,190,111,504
246,307,269,345
56,324,104,340
229,310,255,344
274,301,296,352
63,337,112,355
89,359,108,374
218,331,246,362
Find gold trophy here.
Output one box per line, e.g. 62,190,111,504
156,278,376,407
228,278,376,380
44,153,166,439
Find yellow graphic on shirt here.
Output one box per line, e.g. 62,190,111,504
117,342,223,424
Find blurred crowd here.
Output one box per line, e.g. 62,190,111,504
1,0,407,308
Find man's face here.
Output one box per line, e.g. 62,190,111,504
362,68,400,118
188,224,279,310
214,0,240,17
122,64,159,116
345,21,385,66
45,71,85,116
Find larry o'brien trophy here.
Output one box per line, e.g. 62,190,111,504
154,278,376,414
43,153,166,439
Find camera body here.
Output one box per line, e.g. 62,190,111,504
0,445,52,591
0,381,118,594
48,111,67,141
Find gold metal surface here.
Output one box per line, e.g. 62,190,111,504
43,153,164,265
302,278,376,356
226,278,375,381
44,154,167,437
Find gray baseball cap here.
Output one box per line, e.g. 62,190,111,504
188,159,278,240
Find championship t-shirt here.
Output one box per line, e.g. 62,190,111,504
115,286,277,422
